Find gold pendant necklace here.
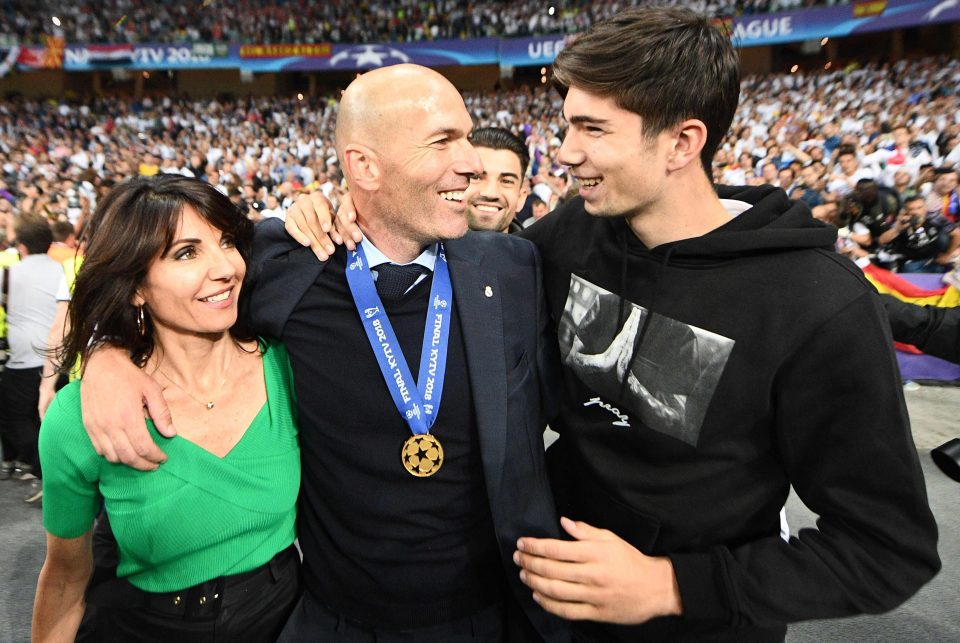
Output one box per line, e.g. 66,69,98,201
157,348,234,411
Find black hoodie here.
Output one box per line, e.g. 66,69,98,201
521,185,940,642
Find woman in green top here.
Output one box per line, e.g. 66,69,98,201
32,176,301,642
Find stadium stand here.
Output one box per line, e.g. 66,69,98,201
2,0,836,45
0,56,958,252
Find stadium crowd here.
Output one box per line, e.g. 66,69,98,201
2,55,960,275
718,56,960,272
4,0,834,46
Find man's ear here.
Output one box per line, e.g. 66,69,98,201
666,119,708,173
342,144,381,190
516,183,530,213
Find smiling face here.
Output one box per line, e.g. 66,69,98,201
557,86,667,219
380,86,480,244
466,146,530,232
135,205,245,339
339,67,483,253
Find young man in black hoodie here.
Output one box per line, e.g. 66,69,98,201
511,7,940,642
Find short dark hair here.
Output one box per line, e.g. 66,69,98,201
552,7,740,178
60,175,255,372
51,220,75,242
903,195,926,207
837,146,858,159
14,217,53,255
468,127,530,176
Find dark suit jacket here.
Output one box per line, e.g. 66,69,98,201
243,218,568,642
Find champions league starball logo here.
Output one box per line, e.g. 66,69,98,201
329,45,411,68
402,434,444,477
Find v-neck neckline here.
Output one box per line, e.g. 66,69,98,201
145,343,274,461
149,401,269,461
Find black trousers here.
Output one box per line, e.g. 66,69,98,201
0,366,41,475
278,593,506,643
86,545,302,643
0,417,19,463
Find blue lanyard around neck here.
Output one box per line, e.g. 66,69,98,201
344,244,452,435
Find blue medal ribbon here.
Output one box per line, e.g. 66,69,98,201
345,244,452,435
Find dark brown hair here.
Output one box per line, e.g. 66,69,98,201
51,219,75,242
14,217,53,255
59,175,255,372
469,127,531,176
552,7,740,178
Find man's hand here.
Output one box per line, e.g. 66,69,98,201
80,346,173,470
514,517,683,624
284,191,363,261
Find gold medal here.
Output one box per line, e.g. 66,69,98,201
401,434,444,477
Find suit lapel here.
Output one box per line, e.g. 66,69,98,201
446,237,507,502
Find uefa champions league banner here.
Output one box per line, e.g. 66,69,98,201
725,0,960,47
498,35,569,68
237,38,499,71
15,0,960,73
47,38,498,72
500,0,960,65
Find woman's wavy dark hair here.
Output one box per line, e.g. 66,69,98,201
58,175,255,372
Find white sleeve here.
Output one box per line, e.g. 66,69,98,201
55,273,71,302
946,145,960,167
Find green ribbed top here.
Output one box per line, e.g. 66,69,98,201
39,339,300,592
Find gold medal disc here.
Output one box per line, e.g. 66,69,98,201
401,434,444,477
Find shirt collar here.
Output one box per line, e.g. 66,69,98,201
360,236,437,273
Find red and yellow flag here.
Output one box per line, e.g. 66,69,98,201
863,264,960,307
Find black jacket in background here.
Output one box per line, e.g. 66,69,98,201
522,185,941,642
882,293,960,364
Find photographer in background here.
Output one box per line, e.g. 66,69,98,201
877,195,953,273
840,178,901,253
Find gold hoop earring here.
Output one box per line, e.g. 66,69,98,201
137,305,146,336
